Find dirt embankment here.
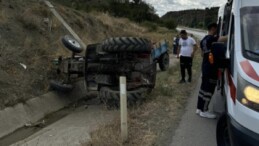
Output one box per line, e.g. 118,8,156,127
0,0,174,109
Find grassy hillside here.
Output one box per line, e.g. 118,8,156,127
0,0,174,109
51,0,159,22
51,0,177,30
162,7,219,29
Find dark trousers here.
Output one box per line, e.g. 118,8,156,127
197,75,217,112
180,56,192,81
173,45,178,54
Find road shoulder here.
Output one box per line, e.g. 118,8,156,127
170,77,217,146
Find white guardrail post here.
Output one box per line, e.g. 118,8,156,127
120,76,128,142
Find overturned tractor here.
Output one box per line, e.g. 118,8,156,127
50,35,169,108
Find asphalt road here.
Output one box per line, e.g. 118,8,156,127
176,27,206,40
170,28,225,146
170,77,221,146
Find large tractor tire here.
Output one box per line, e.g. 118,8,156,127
101,37,152,53
99,87,147,109
158,53,169,71
86,44,99,62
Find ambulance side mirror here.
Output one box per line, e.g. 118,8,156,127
211,42,230,69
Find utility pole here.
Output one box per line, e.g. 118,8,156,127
44,0,86,50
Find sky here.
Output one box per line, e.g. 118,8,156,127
144,0,226,16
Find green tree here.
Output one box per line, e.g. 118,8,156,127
162,19,177,30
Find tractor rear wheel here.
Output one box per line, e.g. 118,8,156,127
158,53,169,71
101,37,152,53
99,87,147,109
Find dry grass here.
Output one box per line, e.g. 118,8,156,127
23,36,33,48
89,12,175,45
16,4,50,30
17,11,40,30
0,9,6,23
93,12,145,34
85,51,202,146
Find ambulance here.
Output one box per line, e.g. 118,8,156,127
214,0,259,145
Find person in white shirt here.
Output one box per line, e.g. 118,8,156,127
177,30,198,83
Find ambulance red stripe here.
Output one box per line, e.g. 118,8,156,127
227,70,236,104
240,60,259,82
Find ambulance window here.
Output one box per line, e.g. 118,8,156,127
241,6,259,62
223,16,229,35
217,17,221,36
223,4,231,35
229,14,235,75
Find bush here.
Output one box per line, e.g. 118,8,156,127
161,19,177,30
198,22,204,28
141,21,158,32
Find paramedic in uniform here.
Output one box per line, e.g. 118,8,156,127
177,30,198,83
196,23,219,119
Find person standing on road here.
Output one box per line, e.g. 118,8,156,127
196,23,219,119
177,30,198,83
173,35,180,55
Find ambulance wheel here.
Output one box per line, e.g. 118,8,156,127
216,114,231,146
